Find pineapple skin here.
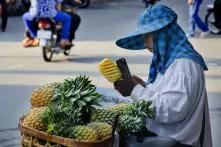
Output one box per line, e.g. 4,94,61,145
23,107,46,131
90,109,118,126
31,83,58,107
108,103,131,114
87,122,113,139
72,126,98,142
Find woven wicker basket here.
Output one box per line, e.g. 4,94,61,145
19,117,114,147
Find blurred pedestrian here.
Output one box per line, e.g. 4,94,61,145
187,0,209,37
0,0,8,32
62,0,81,42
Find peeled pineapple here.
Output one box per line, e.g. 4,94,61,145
72,125,98,142
23,107,46,131
31,83,59,107
108,103,131,114
87,122,113,139
98,58,121,83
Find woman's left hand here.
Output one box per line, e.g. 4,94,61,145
114,79,137,97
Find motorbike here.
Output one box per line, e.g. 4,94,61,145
36,18,72,62
36,2,79,62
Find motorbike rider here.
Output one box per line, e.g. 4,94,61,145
62,0,81,42
213,0,221,29
22,0,81,47
22,0,72,48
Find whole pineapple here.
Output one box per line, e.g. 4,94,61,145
23,107,46,131
87,122,113,139
41,76,102,138
108,103,131,114
90,109,119,126
72,125,98,142
31,83,59,107
98,58,121,83
117,100,154,135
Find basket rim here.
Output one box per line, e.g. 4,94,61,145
19,116,113,146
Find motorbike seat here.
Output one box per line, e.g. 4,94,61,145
37,18,62,30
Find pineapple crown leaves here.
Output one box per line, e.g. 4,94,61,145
117,100,154,135
52,75,102,109
118,115,143,135
42,104,84,137
124,100,154,119
41,75,102,137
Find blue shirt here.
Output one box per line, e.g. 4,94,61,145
30,0,63,17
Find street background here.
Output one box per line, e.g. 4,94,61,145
0,0,221,146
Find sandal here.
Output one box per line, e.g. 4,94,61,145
22,37,34,48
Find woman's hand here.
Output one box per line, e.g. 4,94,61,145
132,75,146,87
114,79,137,97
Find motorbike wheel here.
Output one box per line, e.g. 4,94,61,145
43,47,53,62
79,0,90,8
205,10,214,26
64,49,71,56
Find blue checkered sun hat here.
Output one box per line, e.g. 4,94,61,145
116,4,178,50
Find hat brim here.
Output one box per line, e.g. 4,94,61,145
116,17,174,50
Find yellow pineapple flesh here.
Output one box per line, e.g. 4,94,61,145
98,58,121,83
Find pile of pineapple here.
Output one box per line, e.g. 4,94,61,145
21,75,119,143
21,73,154,145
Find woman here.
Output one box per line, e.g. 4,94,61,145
114,4,212,147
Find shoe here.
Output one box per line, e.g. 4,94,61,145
59,40,72,49
22,37,34,47
200,31,210,38
210,23,220,34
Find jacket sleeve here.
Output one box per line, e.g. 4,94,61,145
131,72,197,124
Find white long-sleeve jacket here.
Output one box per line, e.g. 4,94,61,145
130,58,212,147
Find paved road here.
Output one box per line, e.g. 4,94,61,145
0,0,221,146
